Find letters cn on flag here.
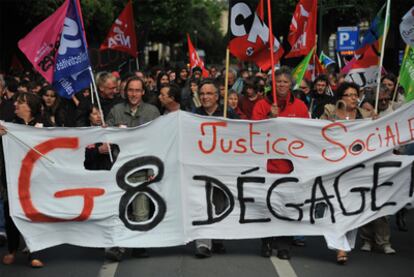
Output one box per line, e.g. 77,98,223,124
285,0,317,58
100,0,137,57
186,34,209,78
18,0,92,99
228,0,284,71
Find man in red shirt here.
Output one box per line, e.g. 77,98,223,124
252,66,309,260
252,68,309,120
239,79,262,119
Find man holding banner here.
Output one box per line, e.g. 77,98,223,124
252,66,309,259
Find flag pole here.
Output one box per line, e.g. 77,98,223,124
135,53,140,70
374,0,391,114
88,67,113,162
266,0,277,106
90,83,94,104
223,48,230,118
6,130,54,165
392,44,409,103
336,52,343,70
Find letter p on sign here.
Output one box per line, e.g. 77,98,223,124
339,33,350,46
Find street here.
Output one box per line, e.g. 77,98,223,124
0,211,412,277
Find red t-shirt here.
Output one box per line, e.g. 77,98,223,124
251,92,309,173
251,93,309,120
239,95,263,119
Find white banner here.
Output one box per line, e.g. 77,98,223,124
3,104,414,251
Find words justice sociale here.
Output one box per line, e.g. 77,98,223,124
196,118,414,162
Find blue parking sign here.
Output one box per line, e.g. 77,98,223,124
337,26,359,51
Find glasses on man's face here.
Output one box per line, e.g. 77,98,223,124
299,86,308,90
379,98,390,102
343,93,359,98
199,92,216,97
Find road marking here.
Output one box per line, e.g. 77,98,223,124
98,261,119,277
270,256,298,277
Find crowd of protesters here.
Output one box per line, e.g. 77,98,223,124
0,62,410,268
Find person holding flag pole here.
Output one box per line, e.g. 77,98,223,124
393,4,414,104
251,1,309,259
17,0,110,157
374,0,391,114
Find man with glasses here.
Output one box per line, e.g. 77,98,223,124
193,79,238,258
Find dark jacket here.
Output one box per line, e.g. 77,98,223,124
310,91,335,119
84,143,120,171
194,104,240,119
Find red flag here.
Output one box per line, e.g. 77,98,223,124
228,0,284,71
304,52,327,81
341,45,380,88
17,0,70,83
285,0,317,58
100,0,137,57
187,33,209,78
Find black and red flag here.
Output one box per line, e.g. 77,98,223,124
228,0,284,71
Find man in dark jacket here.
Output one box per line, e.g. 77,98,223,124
310,74,335,119
192,79,238,259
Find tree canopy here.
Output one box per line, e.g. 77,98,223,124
0,0,412,70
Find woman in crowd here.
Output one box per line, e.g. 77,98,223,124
182,77,201,112
0,92,47,268
227,89,247,119
83,104,119,170
381,73,404,109
40,86,65,127
320,82,372,264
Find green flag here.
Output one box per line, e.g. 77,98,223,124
400,46,414,102
292,48,314,89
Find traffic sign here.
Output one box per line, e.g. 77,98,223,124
337,26,359,51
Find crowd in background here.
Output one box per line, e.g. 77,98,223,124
0,62,411,267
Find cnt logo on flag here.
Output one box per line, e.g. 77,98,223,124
228,0,284,71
